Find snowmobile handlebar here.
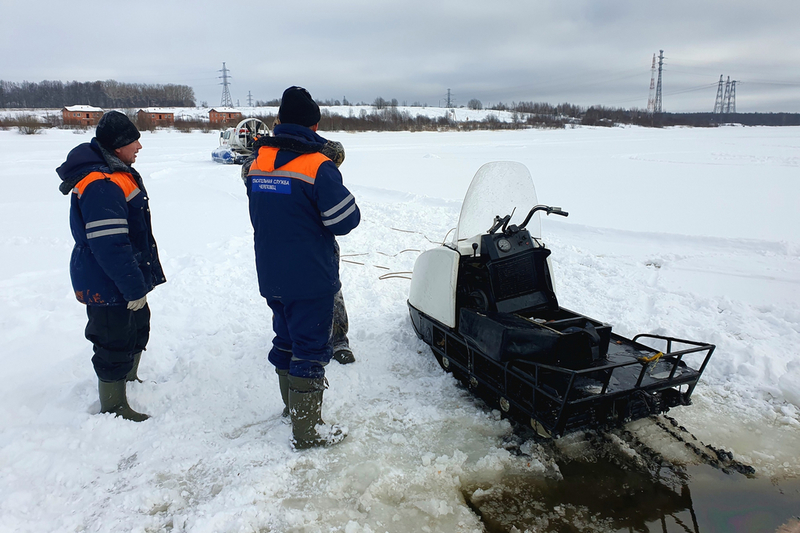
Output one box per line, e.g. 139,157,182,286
489,205,568,235
488,214,512,235
519,205,568,230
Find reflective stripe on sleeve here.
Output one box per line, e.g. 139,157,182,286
86,228,129,239
85,218,128,230
321,194,354,217
322,204,357,227
248,169,315,185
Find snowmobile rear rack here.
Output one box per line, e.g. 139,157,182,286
409,305,715,437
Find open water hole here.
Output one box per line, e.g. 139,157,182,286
463,456,800,533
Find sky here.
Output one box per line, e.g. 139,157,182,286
2,0,799,113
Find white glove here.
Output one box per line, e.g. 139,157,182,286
127,295,147,311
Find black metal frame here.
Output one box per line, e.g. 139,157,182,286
410,304,715,437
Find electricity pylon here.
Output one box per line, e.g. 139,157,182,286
713,75,725,113
726,81,736,113
219,62,233,108
654,50,664,113
647,54,657,114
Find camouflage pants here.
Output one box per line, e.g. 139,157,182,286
331,289,350,352
331,240,350,353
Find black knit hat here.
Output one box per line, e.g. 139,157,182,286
278,86,321,127
96,111,141,151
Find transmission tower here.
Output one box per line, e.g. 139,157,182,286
646,54,657,113
247,91,253,107
219,62,233,107
713,75,725,113
653,50,664,113
445,88,454,108
725,80,737,113
722,76,731,113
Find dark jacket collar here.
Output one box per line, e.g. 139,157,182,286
253,124,327,154
56,138,136,195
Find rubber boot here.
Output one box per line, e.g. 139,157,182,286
98,379,150,422
126,351,143,382
288,375,346,450
276,368,290,418
332,348,355,365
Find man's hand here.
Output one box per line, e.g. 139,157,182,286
127,295,147,311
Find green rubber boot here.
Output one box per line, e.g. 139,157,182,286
277,368,290,418
98,379,150,422
288,375,346,450
126,352,143,382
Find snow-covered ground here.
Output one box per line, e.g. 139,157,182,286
0,105,520,124
1,125,798,532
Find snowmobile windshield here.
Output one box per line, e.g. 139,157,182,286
452,161,540,246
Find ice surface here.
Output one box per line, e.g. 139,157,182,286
1,125,799,531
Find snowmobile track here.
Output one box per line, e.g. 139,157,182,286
652,414,755,476
504,411,755,479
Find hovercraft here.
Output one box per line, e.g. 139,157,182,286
212,118,270,164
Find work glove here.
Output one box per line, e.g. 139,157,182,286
127,295,147,311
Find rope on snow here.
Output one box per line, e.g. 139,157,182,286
339,226,444,280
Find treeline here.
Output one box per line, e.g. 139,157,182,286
657,112,800,127
234,108,568,133
579,106,800,127
485,101,584,118
0,80,196,108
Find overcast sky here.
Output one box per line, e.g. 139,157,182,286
3,0,799,112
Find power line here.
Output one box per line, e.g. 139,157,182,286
743,79,800,86
663,83,718,96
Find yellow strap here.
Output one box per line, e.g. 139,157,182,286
639,351,663,363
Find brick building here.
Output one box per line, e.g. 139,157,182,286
62,105,104,126
137,108,175,126
209,107,242,125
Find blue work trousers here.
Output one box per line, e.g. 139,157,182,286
85,304,150,382
266,294,334,379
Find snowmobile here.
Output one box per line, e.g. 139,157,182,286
408,162,715,438
211,118,270,164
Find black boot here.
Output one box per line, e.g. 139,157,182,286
331,289,355,365
126,352,143,382
98,379,150,422
288,375,346,449
332,348,355,365
276,368,290,418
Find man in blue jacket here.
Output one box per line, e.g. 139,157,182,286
57,111,166,422
242,133,356,366
246,86,360,449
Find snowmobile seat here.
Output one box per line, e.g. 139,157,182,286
458,307,610,369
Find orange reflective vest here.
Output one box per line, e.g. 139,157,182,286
73,171,141,200
248,146,330,185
